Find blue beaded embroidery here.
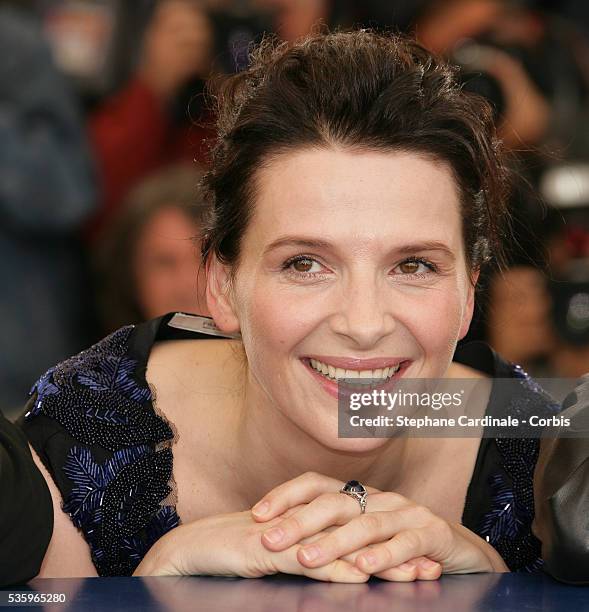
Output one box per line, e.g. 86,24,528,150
25,326,179,576
475,364,560,572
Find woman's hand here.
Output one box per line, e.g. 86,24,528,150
252,472,509,580
132,508,369,582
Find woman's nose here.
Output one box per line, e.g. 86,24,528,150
329,279,396,349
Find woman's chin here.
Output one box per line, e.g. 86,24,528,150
306,423,393,454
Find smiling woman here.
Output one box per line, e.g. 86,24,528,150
17,30,558,582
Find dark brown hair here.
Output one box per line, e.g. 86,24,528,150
201,29,510,274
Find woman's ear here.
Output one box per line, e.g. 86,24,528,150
458,268,481,341
205,256,240,333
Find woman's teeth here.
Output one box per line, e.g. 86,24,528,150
309,358,400,384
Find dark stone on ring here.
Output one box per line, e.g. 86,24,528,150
342,480,366,494
340,480,368,513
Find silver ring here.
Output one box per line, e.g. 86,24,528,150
339,480,368,513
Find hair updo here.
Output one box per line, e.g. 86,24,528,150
201,29,510,275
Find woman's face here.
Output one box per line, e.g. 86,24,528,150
211,148,476,450
133,205,208,320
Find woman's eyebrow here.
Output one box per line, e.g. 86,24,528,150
394,241,456,260
264,237,455,259
263,237,333,253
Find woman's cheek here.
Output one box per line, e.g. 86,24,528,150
406,290,465,370
237,278,310,378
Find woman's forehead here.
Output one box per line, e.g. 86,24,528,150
248,148,464,249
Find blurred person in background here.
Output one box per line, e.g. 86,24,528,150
486,188,589,377
414,0,589,375
486,266,556,370
0,2,96,417
197,0,272,73
254,0,330,43
96,164,209,334
544,209,589,377
548,279,589,377
88,0,216,242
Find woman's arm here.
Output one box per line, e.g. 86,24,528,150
29,447,97,578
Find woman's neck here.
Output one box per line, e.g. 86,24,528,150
224,357,490,508
226,367,427,507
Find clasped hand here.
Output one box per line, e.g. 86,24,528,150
135,472,507,581
250,472,507,581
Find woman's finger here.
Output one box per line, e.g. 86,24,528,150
261,491,411,551
261,493,357,551
278,504,307,519
251,472,381,522
354,528,436,574
300,558,370,583
295,525,441,582
375,557,442,582
297,507,431,568
273,543,369,583
341,546,442,582
252,472,344,521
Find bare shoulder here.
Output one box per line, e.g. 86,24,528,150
29,446,97,578
145,337,245,430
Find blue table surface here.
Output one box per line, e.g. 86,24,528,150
1,572,587,611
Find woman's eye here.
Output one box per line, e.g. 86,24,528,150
394,258,435,275
288,257,322,274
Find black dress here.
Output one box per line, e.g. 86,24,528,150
17,313,559,577
0,410,52,586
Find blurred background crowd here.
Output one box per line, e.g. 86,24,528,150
1,0,589,417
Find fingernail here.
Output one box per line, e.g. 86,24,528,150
419,558,439,569
263,528,284,544
300,546,320,562
398,562,415,571
360,552,377,567
252,501,270,516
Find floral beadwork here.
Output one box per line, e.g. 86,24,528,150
26,327,172,451
25,326,179,576
476,364,560,572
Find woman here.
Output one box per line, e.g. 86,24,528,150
19,30,557,581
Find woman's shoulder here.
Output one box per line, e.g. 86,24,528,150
18,321,177,576
17,313,233,576
20,322,171,452
20,313,237,439
457,341,562,573
454,340,560,416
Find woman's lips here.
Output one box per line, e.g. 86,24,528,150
304,355,409,369
301,357,411,400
